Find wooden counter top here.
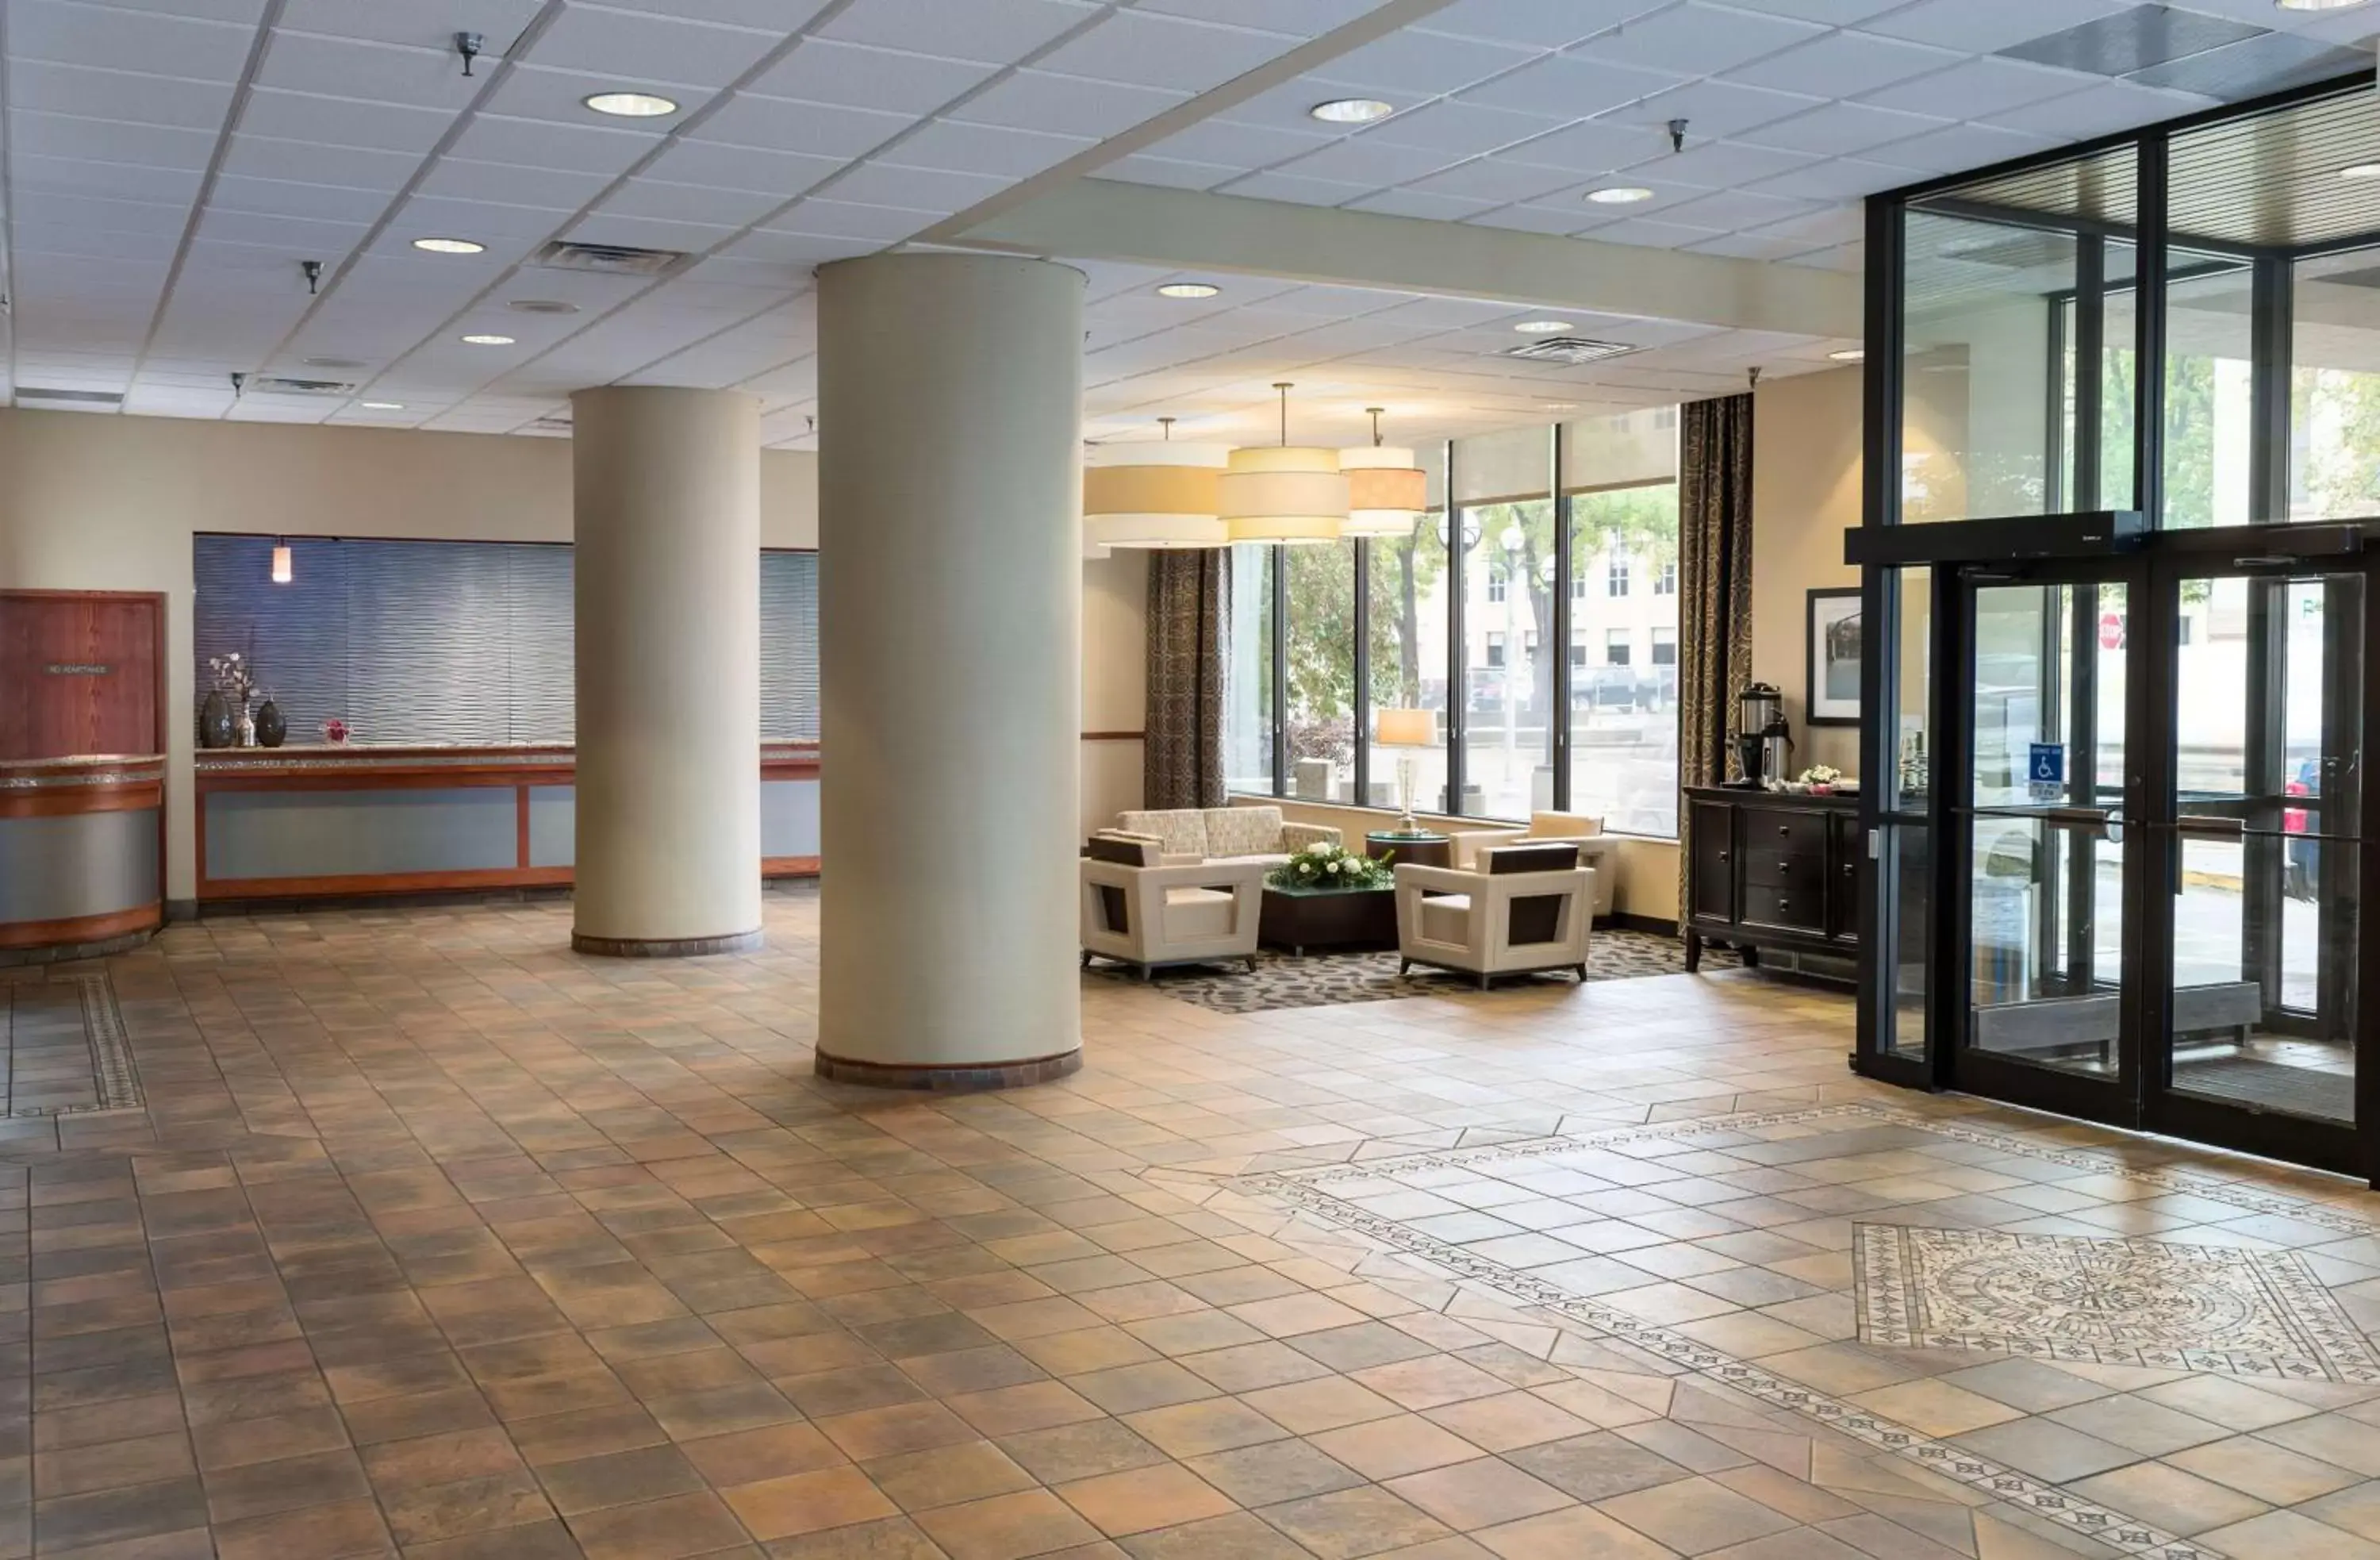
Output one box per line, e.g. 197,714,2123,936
195,743,820,786
0,755,166,816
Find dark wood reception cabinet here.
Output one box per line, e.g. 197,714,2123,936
1684,786,1861,973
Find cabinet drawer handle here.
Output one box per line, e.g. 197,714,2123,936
1718,850,1729,862
1778,825,1791,836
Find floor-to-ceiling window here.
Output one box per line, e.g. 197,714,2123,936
1227,411,1680,834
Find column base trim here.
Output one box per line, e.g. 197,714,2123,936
813,1046,1083,1092
572,928,765,959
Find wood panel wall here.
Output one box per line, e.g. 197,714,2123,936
0,591,166,761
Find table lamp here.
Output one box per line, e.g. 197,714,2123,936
1374,708,1436,832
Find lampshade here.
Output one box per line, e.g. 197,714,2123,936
1375,707,1435,747
1083,440,1230,549
271,542,294,585
1338,444,1426,538
1219,446,1347,544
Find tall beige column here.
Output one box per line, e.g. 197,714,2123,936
571,386,763,956
816,253,1084,1087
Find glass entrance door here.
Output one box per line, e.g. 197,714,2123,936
2146,565,2367,1172
1954,571,2138,1121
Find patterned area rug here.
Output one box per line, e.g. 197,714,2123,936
1084,928,1737,1013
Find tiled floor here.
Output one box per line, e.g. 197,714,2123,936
9,886,2380,1559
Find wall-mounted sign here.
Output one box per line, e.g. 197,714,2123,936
44,663,111,676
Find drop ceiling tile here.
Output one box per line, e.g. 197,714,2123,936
10,0,255,79
1359,99,1570,156
886,119,1092,177
1495,116,1668,173
1619,137,1818,189
1096,156,1239,191
1606,78,1827,148
1462,52,1686,119
1652,186,1820,231
1036,11,1297,93
599,178,789,229
447,113,662,175
1741,155,1912,202
1136,0,1381,29
481,63,718,130
1307,26,1537,94
1860,117,2062,174
240,89,459,156
1864,0,2131,55
1148,115,1331,167
1214,169,1376,206
10,111,217,171
9,62,234,131
822,159,1009,210
1577,214,1739,248
221,135,422,191
13,190,190,238
12,152,205,204
564,211,743,252
747,39,997,112
686,92,912,157
1733,100,1950,158
765,197,937,242
1682,230,1822,259
525,5,784,88
276,0,544,48
1860,56,2095,117
416,157,617,209
1576,2,1828,76
1461,202,1597,236
1402,157,1577,204
259,31,477,111
384,194,565,244
1271,136,1463,186
722,229,881,267
948,71,1188,137
1416,0,1667,48
1724,29,1963,97
590,0,833,26
819,0,1099,66
1711,0,1903,19
1742,204,1864,245
639,138,843,198
1980,79,2219,141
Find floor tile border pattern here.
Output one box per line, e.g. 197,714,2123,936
1855,1222,2380,1383
1229,1104,2281,1560
6,972,143,1117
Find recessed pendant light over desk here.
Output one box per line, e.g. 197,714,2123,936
271,541,294,584
583,90,680,117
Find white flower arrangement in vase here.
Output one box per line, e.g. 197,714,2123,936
1268,840,1394,891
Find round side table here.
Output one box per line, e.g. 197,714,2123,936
1365,830,1452,869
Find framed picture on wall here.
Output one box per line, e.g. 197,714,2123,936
1806,587,1862,727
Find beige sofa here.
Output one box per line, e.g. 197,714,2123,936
1395,841,1595,989
1451,811,1619,917
1116,805,1340,868
1081,832,1265,978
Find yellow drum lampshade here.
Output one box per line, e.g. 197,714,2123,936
1338,444,1426,537
1219,445,1347,544
1083,440,1230,550
1375,708,1435,747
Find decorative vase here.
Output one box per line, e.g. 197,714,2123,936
200,690,233,749
255,700,286,749
236,697,256,749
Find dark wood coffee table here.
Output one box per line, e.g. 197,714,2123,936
1260,884,1397,957
1365,829,1452,868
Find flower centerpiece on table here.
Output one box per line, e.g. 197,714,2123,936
321,717,351,745
1269,840,1395,891
1798,764,1844,795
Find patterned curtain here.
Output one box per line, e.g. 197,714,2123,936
1677,393,1756,924
1145,549,1228,809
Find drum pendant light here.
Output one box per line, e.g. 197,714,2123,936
1083,417,1230,550
1221,383,1347,544
1338,408,1426,538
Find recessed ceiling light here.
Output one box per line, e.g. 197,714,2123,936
1309,98,1392,124
1830,348,1866,362
583,90,679,118
1157,282,1220,299
413,236,486,255
2342,161,2380,179
1543,402,1578,411
2278,0,2370,11
461,333,516,346
1586,186,1655,205
508,298,581,314
1513,320,1574,334
360,401,405,410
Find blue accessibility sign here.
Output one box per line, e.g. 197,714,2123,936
2029,743,2065,785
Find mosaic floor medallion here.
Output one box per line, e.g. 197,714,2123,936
1855,1223,2380,1383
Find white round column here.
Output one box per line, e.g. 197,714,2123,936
571,386,763,957
816,253,1084,1088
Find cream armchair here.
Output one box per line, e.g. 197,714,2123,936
1116,805,1340,868
1395,842,1595,989
1081,832,1266,980
1451,812,1619,918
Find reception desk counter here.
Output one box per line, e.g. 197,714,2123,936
1,754,167,958
194,743,820,903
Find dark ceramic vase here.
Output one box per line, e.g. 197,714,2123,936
199,690,233,749
255,700,286,748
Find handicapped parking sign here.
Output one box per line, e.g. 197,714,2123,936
2029,742,2065,801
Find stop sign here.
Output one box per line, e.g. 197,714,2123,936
2098,610,2125,650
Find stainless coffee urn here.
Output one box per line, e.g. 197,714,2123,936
1735,682,1793,788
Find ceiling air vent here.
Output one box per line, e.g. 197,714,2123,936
529,415,574,432
1500,336,1638,367
532,240,690,277
248,375,359,396
17,386,123,405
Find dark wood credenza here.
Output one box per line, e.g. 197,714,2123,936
1684,786,1860,974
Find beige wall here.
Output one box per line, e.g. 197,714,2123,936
1751,366,1864,779
1081,550,1147,835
